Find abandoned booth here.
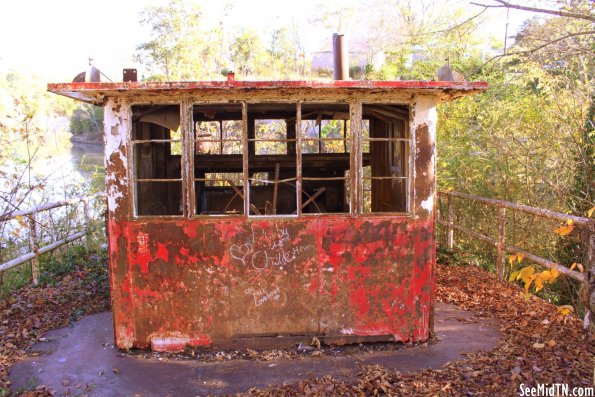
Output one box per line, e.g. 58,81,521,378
48,79,487,352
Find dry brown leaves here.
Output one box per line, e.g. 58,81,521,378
2,259,593,396
239,264,594,396
1,255,110,396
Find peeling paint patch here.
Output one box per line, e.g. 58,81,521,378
151,336,190,352
420,196,434,214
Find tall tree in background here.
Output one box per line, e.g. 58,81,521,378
135,0,217,80
229,28,266,77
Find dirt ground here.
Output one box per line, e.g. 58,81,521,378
1,253,593,396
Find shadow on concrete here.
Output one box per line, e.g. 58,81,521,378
10,303,499,396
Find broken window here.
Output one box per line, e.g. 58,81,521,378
130,101,411,218
300,103,351,214
248,104,297,215
362,104,409,213
193,104,245,215
131,105,183,216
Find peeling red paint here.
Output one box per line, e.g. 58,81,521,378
44,80,486,350
155,243,169,261
106,216,434,348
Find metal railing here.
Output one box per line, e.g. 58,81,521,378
0,193,106,285
437,191,593,285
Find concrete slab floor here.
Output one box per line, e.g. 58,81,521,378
10,303,499,396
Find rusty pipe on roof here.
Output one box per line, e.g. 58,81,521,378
333,33,349,80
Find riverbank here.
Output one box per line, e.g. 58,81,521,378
70,133,103,146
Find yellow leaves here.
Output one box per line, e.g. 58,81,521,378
518,266,535,292
588,206,595,218
508,270,520,282
15,215,27,226
512,265,560,293
509,253,525,266
569,263,584,273
554,219,574,236
557,305,574,316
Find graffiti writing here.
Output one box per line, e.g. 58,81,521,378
228,224,314,270
244,285,282,306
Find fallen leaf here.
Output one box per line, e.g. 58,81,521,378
113,367,121,375
311,336,321,350
557,305,574,316
548,340,556,347
569,263,584,273
554,220,574,236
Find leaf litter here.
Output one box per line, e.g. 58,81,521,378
2,256,593,396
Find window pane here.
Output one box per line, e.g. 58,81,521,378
196,121,220,154
300,103,350,214
249,104,296,215
362,104,409,213
133,142,181,180
320,119,345,153
132,105,180,140
136,181,182,216
193,104,244,216
301,120,319,154
223,120,242,154
131,105,183,217
196,174,244,215
255,119,287,155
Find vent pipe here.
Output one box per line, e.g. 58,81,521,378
332,33,349,80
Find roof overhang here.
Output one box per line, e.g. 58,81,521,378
47,80,488,106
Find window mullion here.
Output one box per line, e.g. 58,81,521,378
350,101,362,215
296,102,302,216
242,101,249,217
182,100,193,218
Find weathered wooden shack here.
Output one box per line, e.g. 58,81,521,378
48,77,486,351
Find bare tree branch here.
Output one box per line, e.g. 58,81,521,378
473,30,595,74
395,8,488,37
470,0,595,23
501,30,595,56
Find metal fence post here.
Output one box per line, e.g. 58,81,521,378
496,207,506,281
83,198,91,251
28,214,39,285
583,221,595,333
446,194,454,250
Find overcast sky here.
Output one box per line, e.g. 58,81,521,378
0,0,535,82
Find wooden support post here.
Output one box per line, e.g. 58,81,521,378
496,207,506,281
83,198,91,251
28,214,39,286
446,194,454,251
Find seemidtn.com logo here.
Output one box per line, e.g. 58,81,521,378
519,383,594,397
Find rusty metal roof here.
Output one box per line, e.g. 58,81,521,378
47,80,488,105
